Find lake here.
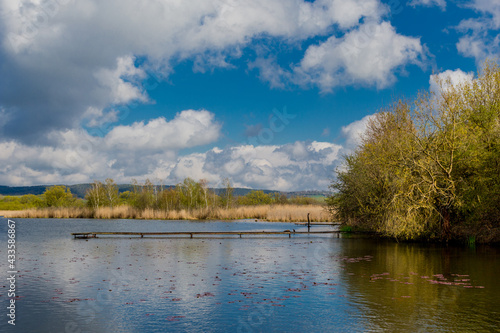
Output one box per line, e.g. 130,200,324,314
1,218,499,332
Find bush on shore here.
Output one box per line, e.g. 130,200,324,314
327,61,500,243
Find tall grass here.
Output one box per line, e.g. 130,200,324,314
0,207,93,218
264,205,328,222
0,204,330,222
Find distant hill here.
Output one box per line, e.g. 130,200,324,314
0,184,140,198
0,185,48,196
0,184,329,199
285,190,329,198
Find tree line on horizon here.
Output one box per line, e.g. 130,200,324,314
328,61,500,243
0,178,323,211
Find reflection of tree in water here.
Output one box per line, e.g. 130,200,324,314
337,238,500,332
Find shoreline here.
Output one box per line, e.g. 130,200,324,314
0,204,331,223
3,207,497,244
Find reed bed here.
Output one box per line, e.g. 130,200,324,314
264,205,330,222
0,207,93,219
0,204,330,222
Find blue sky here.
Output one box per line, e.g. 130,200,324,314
0,0,498,190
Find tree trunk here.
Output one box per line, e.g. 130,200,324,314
442,207,451,241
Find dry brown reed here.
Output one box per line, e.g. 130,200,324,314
0,207,93,218
0,204,330,222
264,205,329,222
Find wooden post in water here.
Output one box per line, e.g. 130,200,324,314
307,213,311,232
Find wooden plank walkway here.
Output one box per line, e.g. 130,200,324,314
71,230,340,239
294,222,340,226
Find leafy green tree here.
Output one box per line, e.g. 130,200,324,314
86,181,105,209
104,178,119,207
328,60,500,242
119,191,133,205
176,178,213,210
199,179,210,208
220,178,234,209
272,192,288,204
157,188,179,211
130,179,156,210
0,196,25,210
238,190,273,206
289,196,321,205
20,194,44,208
43,185,76,207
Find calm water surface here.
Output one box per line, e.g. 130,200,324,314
0,218,498,332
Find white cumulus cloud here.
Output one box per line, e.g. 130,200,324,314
429,69,474,96
166,141,343,191
0,1,429,190
104,110,221,153
341,114,377,149
0,109,221,185
0,111,384,190
469,0,500,28
0,138,343,191
408,0,446,10
456,0,500,63
0,0,425,143
255,21,426,92
94,56,149,105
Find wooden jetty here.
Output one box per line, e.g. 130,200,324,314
72,230,340,239
294,222,340,226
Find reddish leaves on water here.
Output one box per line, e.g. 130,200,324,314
370,272,485,289
196,292,215,298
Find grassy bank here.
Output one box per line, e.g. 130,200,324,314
0,204,330,222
